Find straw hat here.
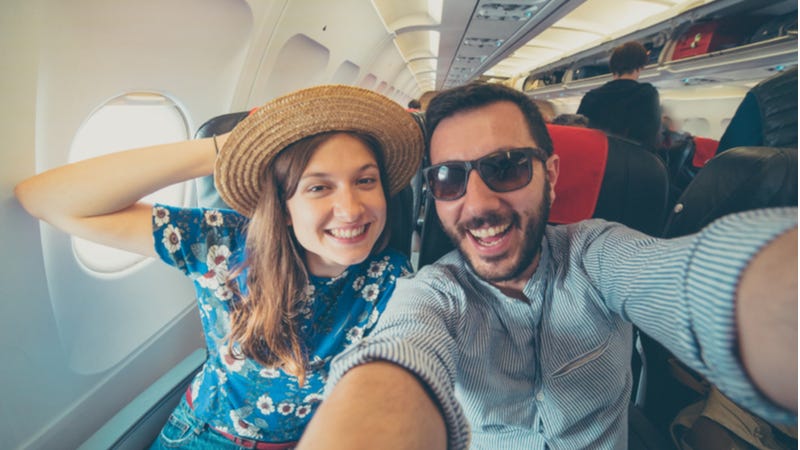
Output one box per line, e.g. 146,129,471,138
215,85,424,217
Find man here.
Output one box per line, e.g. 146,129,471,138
577,41,661,149
297,83,797,449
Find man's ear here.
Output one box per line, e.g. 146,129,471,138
546,154,560,205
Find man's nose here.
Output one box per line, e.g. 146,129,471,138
460,170,502,215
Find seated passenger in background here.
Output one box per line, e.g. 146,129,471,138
407,98,422,110
717,66,797,153
577,41,661,149
532,98,557,123
552,112,589,127
297,82,797,450
14,85,423,449
419,90,438,111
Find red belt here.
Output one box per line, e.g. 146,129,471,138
185,388,297,450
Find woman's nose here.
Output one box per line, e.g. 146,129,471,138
333,187,364,221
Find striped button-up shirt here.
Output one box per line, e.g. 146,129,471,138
328,208,797,449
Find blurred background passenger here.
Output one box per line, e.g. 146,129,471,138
532,98,557,123
577,41,661,149
552,113,590,127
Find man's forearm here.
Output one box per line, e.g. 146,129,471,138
298,361,447,449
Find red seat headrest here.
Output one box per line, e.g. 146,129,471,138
692,136,719,168
547,124,609,224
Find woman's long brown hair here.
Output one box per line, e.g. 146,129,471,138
226,131,391,386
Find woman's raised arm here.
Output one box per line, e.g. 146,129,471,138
14,134,226,257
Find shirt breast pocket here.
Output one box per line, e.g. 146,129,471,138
542,313,632,406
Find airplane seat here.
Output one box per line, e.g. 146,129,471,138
640,146,798,447
193,111,419,259
416,123,671,448
661,134,721,208
194,111,250,209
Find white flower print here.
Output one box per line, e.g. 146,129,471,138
277,401,295,416
206,245,231,270
303,393,324,404
367,308,380,327
215,368,228,385
303,284,316,300
295,404,312,419
204,209,224,227
162,225,182,253
215,285,233,301
361,283,380,303
346,326,364,343
153,206,170,227
260,367,280,378
367,260,387,278
257,394,275,415
220,344,245,372
197,269,223,290
352,276,365,291
230,410,262,439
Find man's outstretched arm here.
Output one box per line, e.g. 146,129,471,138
736,227,797,413
297,361,447,449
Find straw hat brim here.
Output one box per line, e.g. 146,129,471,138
215,85,424,217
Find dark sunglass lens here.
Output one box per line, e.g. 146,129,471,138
479,150,532,192
427,164,467,200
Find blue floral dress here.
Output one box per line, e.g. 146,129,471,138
152,204,411,442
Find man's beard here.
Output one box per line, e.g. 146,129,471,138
443,180,551,284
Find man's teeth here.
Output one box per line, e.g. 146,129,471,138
330,225,366,239
469,224,509,239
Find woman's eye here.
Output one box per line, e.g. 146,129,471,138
357,177,378,186
307,184,328,193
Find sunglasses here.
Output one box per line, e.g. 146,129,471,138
423,147,547,201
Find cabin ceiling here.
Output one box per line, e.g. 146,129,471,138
372,0,794,95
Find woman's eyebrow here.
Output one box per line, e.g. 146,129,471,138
300,163,379,180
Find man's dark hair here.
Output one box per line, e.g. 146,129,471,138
407,99,421,109
609,41,648,75
425,82,553,157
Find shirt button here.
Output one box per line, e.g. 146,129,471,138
536,391,545,402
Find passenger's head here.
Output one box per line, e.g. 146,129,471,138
532,99,557,123
424,82,558,287
609,41,648,76
217,85,424,275
407,98,421,110
552,113,589,127
418,90,437,110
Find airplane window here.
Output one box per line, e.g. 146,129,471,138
360,73,378,89
331,60,360,85
68,92,190,275
263,34,330,99
682,117,711,138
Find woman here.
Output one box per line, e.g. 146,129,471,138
15,85,424,449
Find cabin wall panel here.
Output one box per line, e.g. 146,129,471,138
0,0,265,448
245,0,417,106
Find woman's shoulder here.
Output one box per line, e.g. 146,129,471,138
359,247,412,279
